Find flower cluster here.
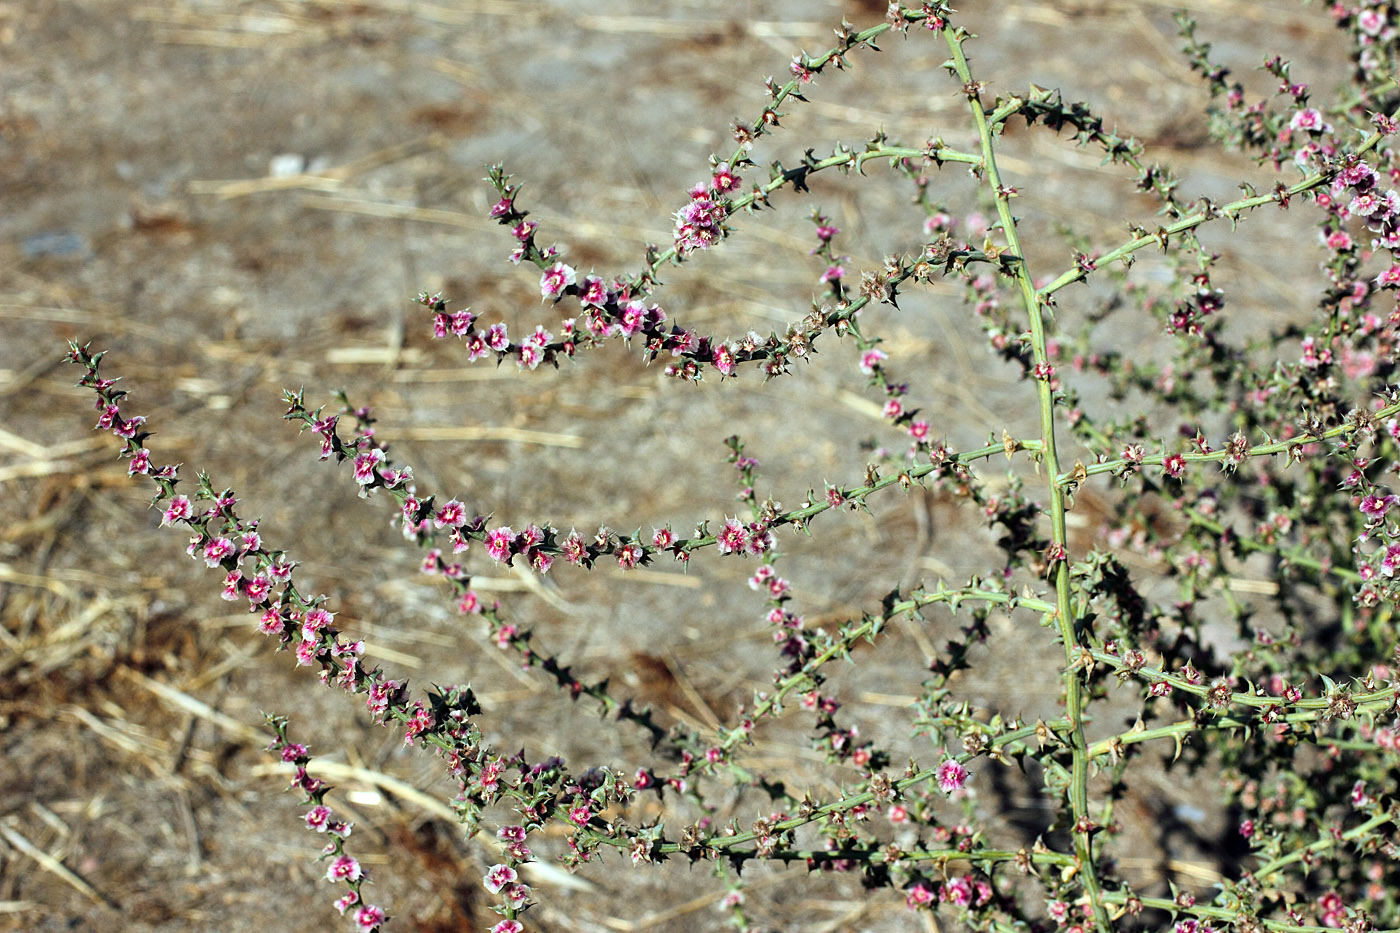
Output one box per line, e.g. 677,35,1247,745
266,716,385,931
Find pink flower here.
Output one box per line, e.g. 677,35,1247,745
716,518,748,555
366,679,400,720
1288,107,1327,133
617,542,644,569
905,883,935,909
302,608,334,635
485,526,516,562
746,525,774,556
615,300,647,337
562,531,587,565
941,875,973,907
326,855,362,883
161,495,193,526
353,904,386,931
220,570,242,600
484,864,518,894
403,703,435,746
540,262,576,299
487,323,510,351
353,448,385,485
258,608,285,636
1162,452,1186,479
569,804,591,825
305,805,332,831
434,499,467,529
578,275,609,307
201,537,234,568
244,574,271,603
936,758,969,794
1360,494,1394,520
711,163,742,193
334,891,359,914
859,349,887,373
491,922,524,933
713,343,737,376
1376,265,1400,288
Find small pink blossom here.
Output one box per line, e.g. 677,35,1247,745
502,883,531,909
936,758,969,794
617,542,644,569
353,448,385,485
326,855,362,883
202,537,234,568
540,262,576,299
1358,8,1386,35
294,638,318,666
486,323,510,351
1288,107,1327,133
258,608,285,635
713,343,737,376
905,883,935,909
403,703,435,746
161,495,193,526
491,922,524,933
305,805,332,831
716,518,748,555
711,162,742,193
484,864,518,894
1376,264,1400,288
353,905,386,932
303,608,334,635
859,349,887,373
434,499,466,529
485,526,516,562
1360,493,1395,520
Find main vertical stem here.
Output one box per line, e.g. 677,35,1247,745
942,27,1111,928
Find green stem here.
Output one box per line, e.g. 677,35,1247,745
1036,117,1395,298
942,24,1110,928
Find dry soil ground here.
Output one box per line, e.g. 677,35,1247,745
0,1,1351,930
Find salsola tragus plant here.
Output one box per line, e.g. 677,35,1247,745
67,2,1400,930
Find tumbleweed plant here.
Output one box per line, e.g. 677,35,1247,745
64,2,1400,930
